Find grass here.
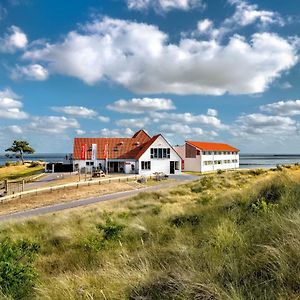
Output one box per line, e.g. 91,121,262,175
0,167,300,299
0,164,44,181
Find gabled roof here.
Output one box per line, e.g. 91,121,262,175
186,141,239,152
73,130,155,160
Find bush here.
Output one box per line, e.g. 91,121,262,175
96,217,125,241
217,169,224,174
169,214,200,227
249,169,265,176
29,161,40,168
276,164,283,171
0,238,39,299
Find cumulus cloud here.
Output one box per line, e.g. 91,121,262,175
75,129,86,135
99,127,134,137
11,64,49,81
207,108,218,117
116,118,149,128
150,111,227,129
0,88,28,119
23,17,297,95
0,26,28,53
233,113,297,136
160,123,204,135
98,115,110,122
7,125,23,134
51,106,97,118
225,0,284,29
260,100,300,116
193,0,285,40
107,97,175,114
28,116,80,134
127,0,204,12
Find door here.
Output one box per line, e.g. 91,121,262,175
170,161,175,174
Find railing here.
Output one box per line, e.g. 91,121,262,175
0,175,149,203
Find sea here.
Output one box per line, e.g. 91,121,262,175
1,153,300,169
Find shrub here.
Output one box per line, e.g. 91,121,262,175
29,161,40,168
217,169,224,174
0,238,39,299
251,198,279,213
276,164,283,171
249,169,265,176
96,217,125,241
4,162,12,167
169,214,200,227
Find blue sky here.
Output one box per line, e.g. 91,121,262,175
0,0,300,153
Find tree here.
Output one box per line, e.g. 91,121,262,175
5,140,35,165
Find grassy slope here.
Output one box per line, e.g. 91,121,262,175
1,167,300,299
0,165,44,180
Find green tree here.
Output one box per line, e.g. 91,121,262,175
5,140,35,165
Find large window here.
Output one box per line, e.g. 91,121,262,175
141,161,151,170
175,161,180,170
151,148,170,159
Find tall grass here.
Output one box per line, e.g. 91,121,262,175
0,169,300,299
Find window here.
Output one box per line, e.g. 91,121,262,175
86,161,94,166
150,148,171,159
141,161,151,170
197,150,201,155
175,161,180,170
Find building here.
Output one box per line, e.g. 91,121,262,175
73,130,182,175
174,141,239,172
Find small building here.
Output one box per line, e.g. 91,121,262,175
174,141,239,173
73,130,182,175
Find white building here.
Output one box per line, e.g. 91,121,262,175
174,141,239,173
73,130,181,175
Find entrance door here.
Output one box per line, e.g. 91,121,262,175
170,161,175,174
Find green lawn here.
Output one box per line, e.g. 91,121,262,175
0,167,299,299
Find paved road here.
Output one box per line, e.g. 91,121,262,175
0,174,199,222
24,172,75,190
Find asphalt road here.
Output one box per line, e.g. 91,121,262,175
0,174,199,222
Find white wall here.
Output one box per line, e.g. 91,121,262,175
201,153,239,172
174,144,239,173
139,135,181,175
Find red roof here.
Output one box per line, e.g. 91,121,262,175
187,141,239,152
73,130,157,160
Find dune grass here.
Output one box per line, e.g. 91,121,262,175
0,167,300,299
0,164,44,181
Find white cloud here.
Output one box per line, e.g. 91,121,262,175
116,118,149,128
260,100,300,116
127,0,204,12
233,113,297,136
7,125,23,134
225,0,284,29
0,26,28,53
160,123,203,135
98,115,110,122
11,64,49,81
107,97,175,114
99,128,134,137
51,106,97,118
150,111,227,129
23,17,297,95
207,108,218,117
28,116,80,134
0,88,28,119
75,129,86,135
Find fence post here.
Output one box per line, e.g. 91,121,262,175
4,180,8,195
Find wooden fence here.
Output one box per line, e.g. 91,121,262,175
0,175,150,203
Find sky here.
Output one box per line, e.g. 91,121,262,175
0,0,300,154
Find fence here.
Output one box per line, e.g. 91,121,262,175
0,173,44,197
0,174,151,203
